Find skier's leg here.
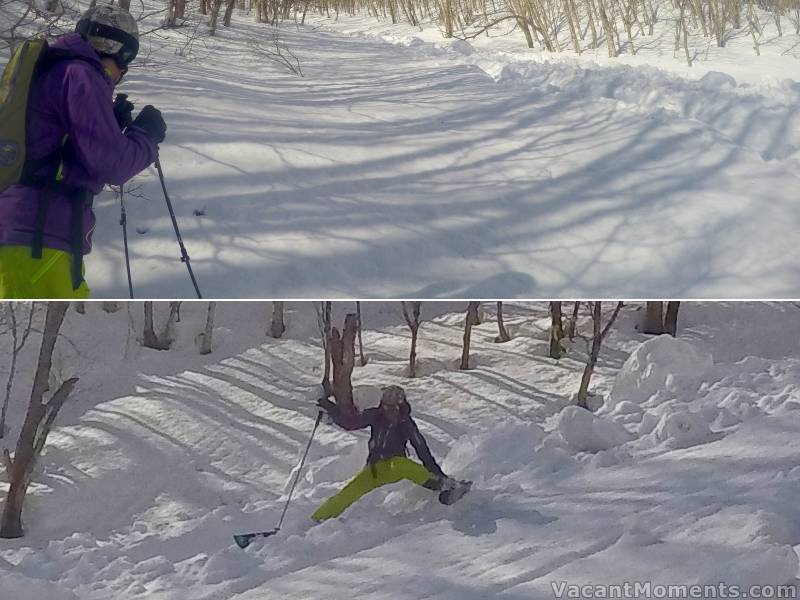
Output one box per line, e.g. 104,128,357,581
312,465,385,522
0,246,90,299
389,457,443,487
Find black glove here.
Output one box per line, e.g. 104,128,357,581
131,105,167,144
113,93,134,130
317,397,335,413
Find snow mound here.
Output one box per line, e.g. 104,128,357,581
670,506,799,547
717,390,765,420
698,71,737,91
607,336,713,411
0,568,79,600
305,442,368,489
556,527,799,590
443,422,546,481
200,548,261,585
649,408,723,450
444,39,473,56
552,406,635,453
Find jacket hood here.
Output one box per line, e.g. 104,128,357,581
50,33,105,67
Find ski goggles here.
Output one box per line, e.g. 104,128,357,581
76,20,140,69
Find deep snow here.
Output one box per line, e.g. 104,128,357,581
2,301,800,598
3,1,794,297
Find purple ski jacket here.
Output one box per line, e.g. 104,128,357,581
0,33,158,255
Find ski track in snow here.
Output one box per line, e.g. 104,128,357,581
3,303,800,598
71,9,800,298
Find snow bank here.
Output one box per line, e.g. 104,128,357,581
669,506,797,548
552,406,635,453
607,336,713,411
0,568,79,600
492,59,800,170
536,529,799,593
442,422,548,481
200,548,261,585
648,408,723,450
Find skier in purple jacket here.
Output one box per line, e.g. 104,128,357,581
0,4,166,298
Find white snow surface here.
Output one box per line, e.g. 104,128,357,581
2,301,800,598
5,1,791,297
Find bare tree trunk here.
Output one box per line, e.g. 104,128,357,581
270,302,286,338
223,0,237,25
1,302,75,539
143,302,159,348
495,301,511,343
163,302,182,343
567,301,580,340
402,302,422,377
460,302,480,370
577,302,602,409
199,302,216,355
1,304,37,439
200,0,208,15
118,0,132,9
641,301,665,334
317,302,333,396
549,301,564,359
576,302,623,409
165,0,179,26
329,314,358,418
356,302,368,366
664,301,681,337
209,0,224,35
143,302,181,350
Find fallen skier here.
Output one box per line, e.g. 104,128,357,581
313,385,471,522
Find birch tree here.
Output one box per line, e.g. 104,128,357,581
402,301,422,377
143,302,182,351
641,301,680,336
460,301,480,370
328,313,358,418
270,302,286,338
549,301,564,359
316,302,333,396
356,301,368,366
576,301,623,409
1,303,37,439
495,301,511,343
1,302,76,539
198,301,217,355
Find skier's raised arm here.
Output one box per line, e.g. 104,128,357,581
317,398,376,430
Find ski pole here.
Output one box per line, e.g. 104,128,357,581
277,409,324,530
154,158,202,299
119,185,134,299
234,410,324,549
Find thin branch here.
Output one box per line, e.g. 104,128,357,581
600,302,624,340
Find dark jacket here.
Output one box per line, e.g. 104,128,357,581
320,399,445,478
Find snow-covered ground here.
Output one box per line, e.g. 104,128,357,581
31,4,791,298
2,301,800,598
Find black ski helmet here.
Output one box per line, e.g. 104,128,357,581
380,385,407,407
